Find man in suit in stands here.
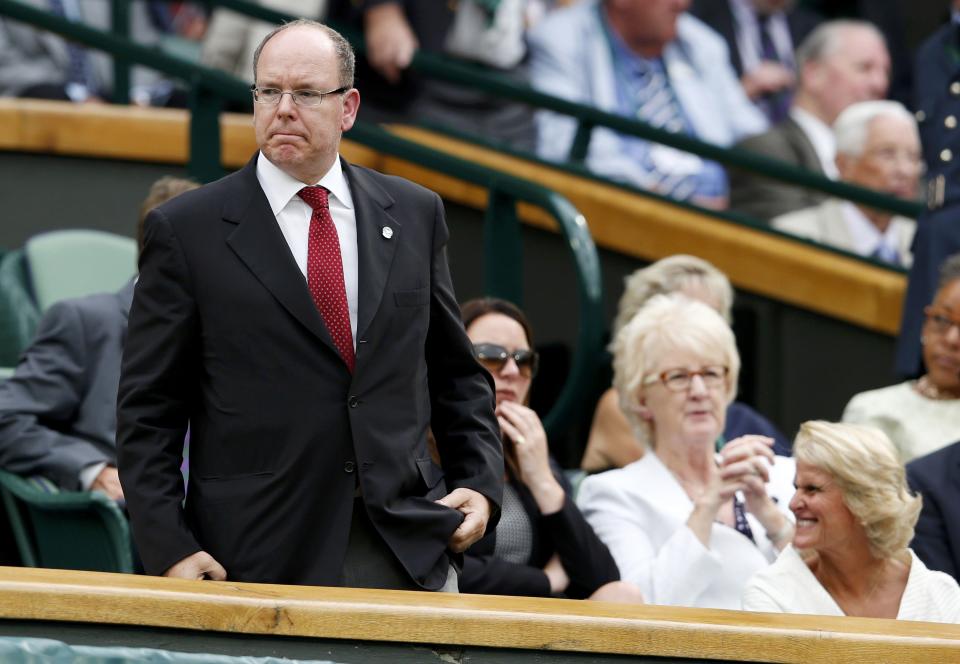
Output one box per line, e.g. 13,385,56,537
0,177,199,500
0,0,172,105
907,440,960,581
117,19,503,590
771,100,920,267
896,2,960,378
729,20,890,223
690,0,821,123
528,0,767,209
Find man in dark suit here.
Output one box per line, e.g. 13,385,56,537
728,19,890,222
691,0,821,123
0,177,198,500
896,5,960,378
116,19,503,590
906,441,960,581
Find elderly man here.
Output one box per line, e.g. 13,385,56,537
528,0,766,208
771,100,921,267
729,20,890,222
117,19,503,590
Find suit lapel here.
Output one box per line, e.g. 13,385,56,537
785,118,823,173
344,160,400,344
224,156,338,355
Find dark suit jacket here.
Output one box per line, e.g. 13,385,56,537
117,154,504,589
0,281,133,489
690,1,820,78
460,457,618,598
895,22,960,378
907,441,960,581
728,117,828,223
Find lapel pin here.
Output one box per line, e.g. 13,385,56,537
381,226,393,240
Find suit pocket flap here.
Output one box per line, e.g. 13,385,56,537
416,457,444,489
394,287,429,307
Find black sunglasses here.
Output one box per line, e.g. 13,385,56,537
473,343,539,378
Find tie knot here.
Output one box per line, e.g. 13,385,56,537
298,186,330,211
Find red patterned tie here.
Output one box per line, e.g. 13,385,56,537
298,186,355,372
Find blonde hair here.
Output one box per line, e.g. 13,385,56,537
612,255,733,341
612,294,740,448
794,421,921,559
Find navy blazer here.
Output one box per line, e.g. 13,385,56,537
906,440,960,581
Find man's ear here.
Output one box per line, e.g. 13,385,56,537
340,88,361,132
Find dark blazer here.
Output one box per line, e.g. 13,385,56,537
728,117,828,223
0,281,133,489
117,154,504,589
460,457,618,598
906,441,960,581
690,1,820,78
896,22,960,378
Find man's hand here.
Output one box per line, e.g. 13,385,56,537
163,551,227,581
90,466,124,502
741,61,794,101
363,2,418,84
435,487,491,552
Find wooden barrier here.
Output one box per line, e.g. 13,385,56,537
0,99,906,335
0,567,956,663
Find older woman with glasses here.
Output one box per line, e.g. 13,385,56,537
843,254,960,461
458,298,642,602
577,294,795,609
743,421,960,622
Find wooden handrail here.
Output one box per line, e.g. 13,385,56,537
0,99,906,335
0,567,957,663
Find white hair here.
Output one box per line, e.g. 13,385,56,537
795,20,885,70
612,294,740,448
833,100,917,157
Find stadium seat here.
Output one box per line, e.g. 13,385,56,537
25,230,136,312
0,471,133,573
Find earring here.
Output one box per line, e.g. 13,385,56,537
921,335,928,346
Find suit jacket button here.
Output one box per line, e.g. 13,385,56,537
343,461,355,473
348,396,359,408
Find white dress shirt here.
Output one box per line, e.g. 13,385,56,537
256,152,358,346
790,107,838,179
840,201,903,263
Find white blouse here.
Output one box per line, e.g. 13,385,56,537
577,451,795,609
842,381,960,462
743,545,960,623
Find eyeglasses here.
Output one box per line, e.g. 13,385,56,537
473,343,539,378
642,365,729,392
250,85,348,107
924,306,960,335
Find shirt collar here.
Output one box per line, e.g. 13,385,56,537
840,200,899,255
790,107,838,178
256,151,354,216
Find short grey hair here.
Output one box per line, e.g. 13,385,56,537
796,20,885,70
833,100,916,157
612,255,734,341
252,18,355,88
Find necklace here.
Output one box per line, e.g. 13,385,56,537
914,375,960,401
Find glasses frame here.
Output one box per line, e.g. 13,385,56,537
642,365,729,393
250,85,349,107
924,306,960,336
472,343,540,378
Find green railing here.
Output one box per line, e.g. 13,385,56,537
0,0,603,439
189,0,921,221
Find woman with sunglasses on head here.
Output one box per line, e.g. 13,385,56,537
459,298,643,602
577,294,795,609
843,253,960,461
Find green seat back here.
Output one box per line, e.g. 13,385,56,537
0,471,133,573
0,250,41,366
25,230,136,311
